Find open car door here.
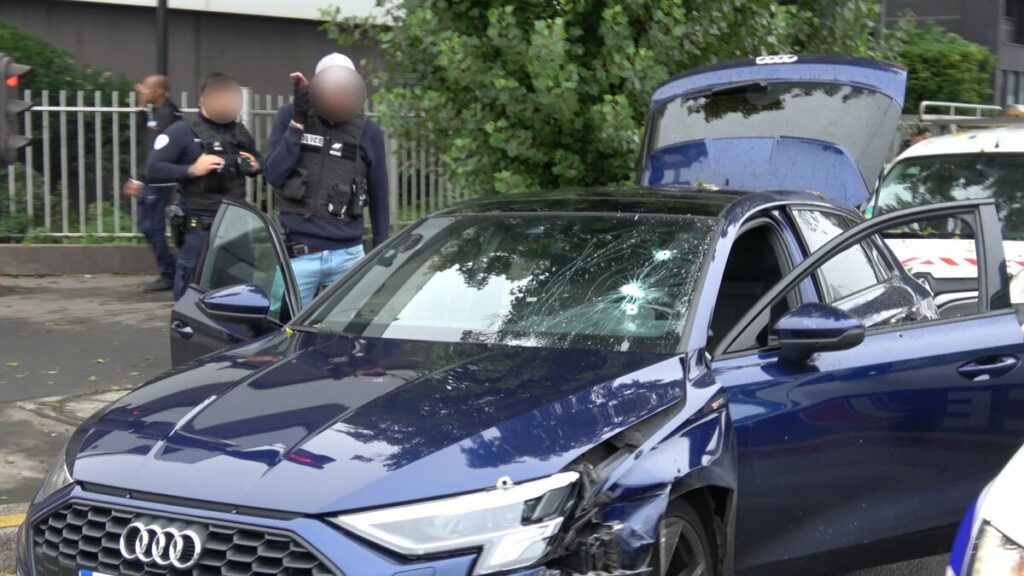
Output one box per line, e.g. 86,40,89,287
170,201,301,366
710,199,1024,573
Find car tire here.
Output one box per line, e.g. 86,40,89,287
653,498,718,576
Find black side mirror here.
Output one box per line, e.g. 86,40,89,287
199,284,271,323
774,303,865,365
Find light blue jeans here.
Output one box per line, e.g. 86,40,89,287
290,245,365,309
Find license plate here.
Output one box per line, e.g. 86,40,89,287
79,570,115,576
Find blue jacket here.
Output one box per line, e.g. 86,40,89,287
264,104,390,249
145,114,262,216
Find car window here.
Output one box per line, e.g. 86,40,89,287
711,223,794,353
198,205,289,322
791,209,883,302
874,153,1024,241
304,213,717,354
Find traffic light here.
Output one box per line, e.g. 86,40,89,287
0,53,33,167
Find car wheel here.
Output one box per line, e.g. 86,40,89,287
654,499,716,576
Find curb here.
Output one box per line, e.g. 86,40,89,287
0,245,158,275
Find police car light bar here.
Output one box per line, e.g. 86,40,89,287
918,100,1024,126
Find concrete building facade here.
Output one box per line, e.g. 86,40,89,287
0,0,378,98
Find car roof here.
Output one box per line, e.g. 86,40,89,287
434,186,846,221
896,127,1024,161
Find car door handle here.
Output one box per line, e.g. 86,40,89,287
171,320,194,340
957,355,1020,381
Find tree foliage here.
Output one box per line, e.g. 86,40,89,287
896,22,995,114
323,1,899,194
0,21,132,95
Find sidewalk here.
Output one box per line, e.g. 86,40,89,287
0,274,173,572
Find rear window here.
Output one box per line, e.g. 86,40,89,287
648,82,902,187
874,153,1024,241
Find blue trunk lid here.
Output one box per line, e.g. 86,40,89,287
641,56,907,206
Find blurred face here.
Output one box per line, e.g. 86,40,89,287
136,76,166,105
310,66,367,123
201,83,243,124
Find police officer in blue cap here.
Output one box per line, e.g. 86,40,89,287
146,72,262,301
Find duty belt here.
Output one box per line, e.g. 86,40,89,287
185,216,215,231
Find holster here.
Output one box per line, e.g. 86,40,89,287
166,203,186,248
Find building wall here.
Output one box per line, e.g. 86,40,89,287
0,0,376,99
884,0,1014,105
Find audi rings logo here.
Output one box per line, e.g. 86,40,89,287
119,522,204,569
755,54,799,65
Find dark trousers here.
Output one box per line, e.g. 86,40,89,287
173,227,209,301
138,186,175,279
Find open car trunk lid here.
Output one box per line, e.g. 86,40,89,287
640,56,907,206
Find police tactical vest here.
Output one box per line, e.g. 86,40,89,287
277,111,368,220
181,117,251,212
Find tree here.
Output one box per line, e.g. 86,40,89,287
0,22,131,95
323,1,899,195
896,22,996,114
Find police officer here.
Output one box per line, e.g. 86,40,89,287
122,74,181,292
264,53,389,308
146,72,262,301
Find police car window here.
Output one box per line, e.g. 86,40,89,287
874,154,1024,241
199,206,289,322
791,209,881,302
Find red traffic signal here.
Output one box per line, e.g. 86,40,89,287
1,53,33,167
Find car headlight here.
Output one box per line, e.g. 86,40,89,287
970,522,1024,575
330,472,578,575
32,448,73,505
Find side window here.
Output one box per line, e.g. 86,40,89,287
710,222,794,353
791,209,882,302
198,205,289,321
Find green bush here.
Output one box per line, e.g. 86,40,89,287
323,0,900,194
0,21,132,95
897,22,996,114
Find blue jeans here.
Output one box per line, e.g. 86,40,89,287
290,245,365,308
138,186,175,279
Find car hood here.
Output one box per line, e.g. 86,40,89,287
68,332,684,514
642,56,907,206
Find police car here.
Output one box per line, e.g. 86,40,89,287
947,444,1024,575
867,104,1024,315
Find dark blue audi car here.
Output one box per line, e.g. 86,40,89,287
18,58,1024,576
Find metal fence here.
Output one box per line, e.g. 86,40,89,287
0,88,468,240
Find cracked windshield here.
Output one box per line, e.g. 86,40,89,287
306,213,716,353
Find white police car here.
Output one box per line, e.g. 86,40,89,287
868,120,1024,315
947,444,1024,575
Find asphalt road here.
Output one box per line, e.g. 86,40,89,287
0,274,946,575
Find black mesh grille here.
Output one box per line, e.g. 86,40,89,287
32,502,337,576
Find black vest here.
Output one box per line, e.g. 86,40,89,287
181,117,251,212
276,111,368,220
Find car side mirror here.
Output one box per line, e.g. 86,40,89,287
774,303,865,365
199,284,271,322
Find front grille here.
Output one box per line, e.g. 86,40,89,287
32,502,337,576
